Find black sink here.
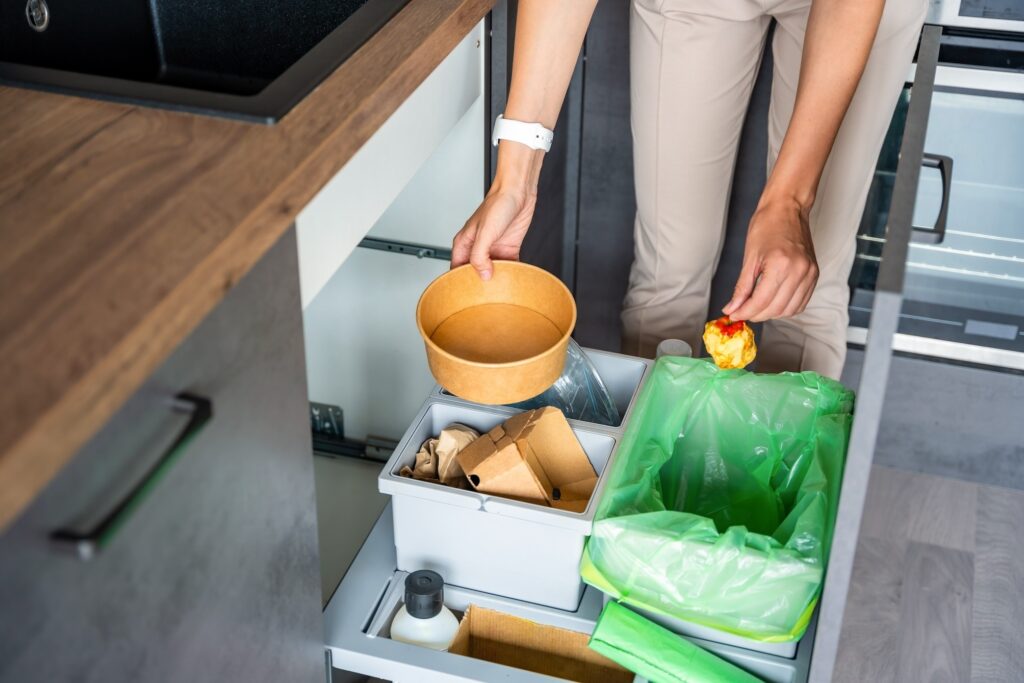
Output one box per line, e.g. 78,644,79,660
0,0,412,123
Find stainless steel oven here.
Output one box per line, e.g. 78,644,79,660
849,3,1024,371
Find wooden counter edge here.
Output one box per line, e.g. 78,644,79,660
0,0,494,531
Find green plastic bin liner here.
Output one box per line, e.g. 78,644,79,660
580,357,854,642
589,601,761,683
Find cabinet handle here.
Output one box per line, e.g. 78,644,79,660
50,393,213,560
912,153,953,245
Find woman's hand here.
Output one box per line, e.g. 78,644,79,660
450,0,598,279
451,183,536,280
719,0,884,322
723,198,819,322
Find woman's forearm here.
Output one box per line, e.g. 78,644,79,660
725,0,886,321
493,0,598,190
505,0,597,127
761,0,885,212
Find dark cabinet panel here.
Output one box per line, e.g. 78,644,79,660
574,0,635,351
0,231,323,683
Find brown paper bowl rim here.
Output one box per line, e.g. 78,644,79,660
416,261,578,369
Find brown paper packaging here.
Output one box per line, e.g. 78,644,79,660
448,605,633,683
455,407,597,512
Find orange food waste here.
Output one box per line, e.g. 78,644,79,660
703,316,757,369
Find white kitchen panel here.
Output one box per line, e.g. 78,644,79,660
296,20,484,308
367,97,484,247
303,247,447,444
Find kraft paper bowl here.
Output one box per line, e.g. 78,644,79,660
416,262,577,405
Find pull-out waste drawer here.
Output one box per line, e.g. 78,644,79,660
324,506,816,683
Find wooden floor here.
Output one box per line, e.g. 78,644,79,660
834,464,1024,682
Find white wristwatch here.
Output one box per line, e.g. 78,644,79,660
491,115,554,152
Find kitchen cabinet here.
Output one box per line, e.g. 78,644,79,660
296,21,486,309
304,248,450,445
300,21,486,444
0,230,323,683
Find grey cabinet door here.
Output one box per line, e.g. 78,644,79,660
0,230,323,683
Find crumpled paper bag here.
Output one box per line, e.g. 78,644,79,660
400,423,479,488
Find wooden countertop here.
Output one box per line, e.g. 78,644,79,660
0,0,493,530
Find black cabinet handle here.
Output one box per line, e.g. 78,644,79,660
912,153,953,245
50,393,213,560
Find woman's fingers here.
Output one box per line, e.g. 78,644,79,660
468,225,496,280
723,258,760,317
752,271,804,322
452,191,533,279
450,221,477,269
728,269,779,322
780,260,818,318
733,251,818,322
786,274,817,318
468,212,514,280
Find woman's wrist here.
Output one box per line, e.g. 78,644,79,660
750,189,812,240
493,140,543,195
758,176,815,220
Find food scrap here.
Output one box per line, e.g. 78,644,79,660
703,316,757,369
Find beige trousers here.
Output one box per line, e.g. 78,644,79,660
620,0,927,379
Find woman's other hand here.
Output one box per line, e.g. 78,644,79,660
723,198,819,322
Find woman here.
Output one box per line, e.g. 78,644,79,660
451,0,927,379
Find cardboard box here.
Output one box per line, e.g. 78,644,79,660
449,605,634,683
455,407,598,513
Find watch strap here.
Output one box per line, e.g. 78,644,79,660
491,115,554,152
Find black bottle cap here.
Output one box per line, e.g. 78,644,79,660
404,570,445,619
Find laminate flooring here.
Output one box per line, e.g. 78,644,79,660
834,465,1024,682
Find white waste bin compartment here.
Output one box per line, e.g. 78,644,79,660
436,348,650,430
379,401,618,610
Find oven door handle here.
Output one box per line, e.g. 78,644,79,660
912,153,953,245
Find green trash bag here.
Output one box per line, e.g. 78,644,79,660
580,357,854,642
590,601,761,683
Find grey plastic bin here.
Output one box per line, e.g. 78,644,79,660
379,401,619,610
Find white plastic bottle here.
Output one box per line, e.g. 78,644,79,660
389,570,459,651
656,338,693,359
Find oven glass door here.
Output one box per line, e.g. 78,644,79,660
929,0,1024,33
850,38,1024,370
